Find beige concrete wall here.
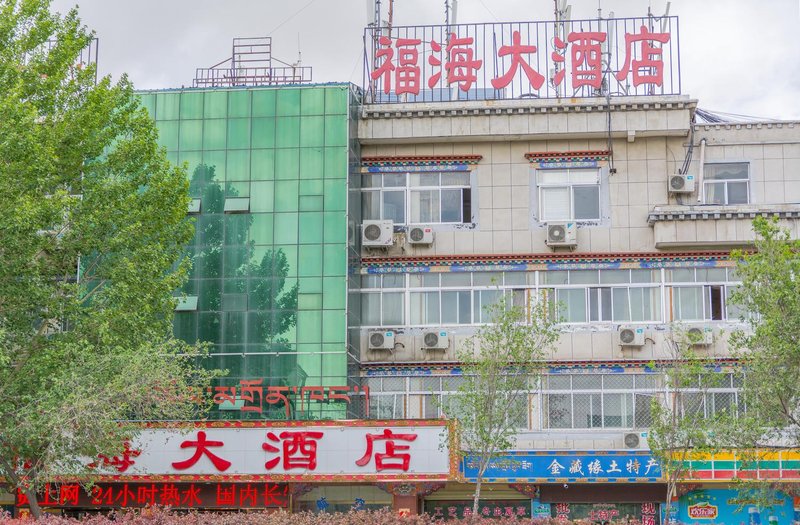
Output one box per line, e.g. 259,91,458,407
356,99,800,364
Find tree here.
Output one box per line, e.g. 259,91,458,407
445,297,558,515
728,217,800,448
648,329,731,523
0,0,212,517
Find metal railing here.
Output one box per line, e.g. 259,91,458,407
363,16,680,104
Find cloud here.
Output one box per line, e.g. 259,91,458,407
50,0,800,119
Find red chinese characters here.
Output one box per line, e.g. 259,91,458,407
615,25,670,87
355,428,418,471
491,30,542,90
370,36,395,94
396,38,422,95
171,431,231,472
568,31,607,89
444,34,483,91
368,23,673,98
17,483,289,509
262,431,324,470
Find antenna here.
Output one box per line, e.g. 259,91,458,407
660,2,672,33
452,0,459,26
553,0,571,98
387,0,394,38
365,0,373,26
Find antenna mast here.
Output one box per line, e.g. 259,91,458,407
553,0,571,98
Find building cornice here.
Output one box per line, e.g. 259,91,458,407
361,95,697,120
648,204,800,225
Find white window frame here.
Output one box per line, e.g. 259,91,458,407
703,162,750,205
356,268,745,329
361,169,474,226
536,168,602,222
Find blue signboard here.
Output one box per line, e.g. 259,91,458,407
676,488,795,525
461,451,662,482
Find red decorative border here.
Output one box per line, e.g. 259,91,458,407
524,150,610,162
361,155,483,166
84,473,451,483
361,251,732,266
140,419,448,429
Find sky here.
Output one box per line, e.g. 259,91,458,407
49,0,800,120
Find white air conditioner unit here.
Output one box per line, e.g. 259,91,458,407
368,330,395,350
687,327,714,345
422,330,449,350
362,220,394,247
668,173,695,193
623,432,649,449
618,326,646,347
407,226,434,245
546,222,577,247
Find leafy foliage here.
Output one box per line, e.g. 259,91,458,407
0,507,635,525
0,0,213,516
729,217,800,448
445,298,558,514
648,329,731,520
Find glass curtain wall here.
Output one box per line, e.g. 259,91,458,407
138,85,354,420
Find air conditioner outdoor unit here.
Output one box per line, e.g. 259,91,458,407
618,326,646,347
368,330,395,350
422,330,449,350
546,222,577,247
687,327,714,345
668,173,695,193
407,226,434,245
362,220,394,247
623,432,649,449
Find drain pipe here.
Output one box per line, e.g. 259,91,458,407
697,138,707,203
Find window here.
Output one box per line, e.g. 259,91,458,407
542,374,648,429
704,163,749,205
362,171,473,225
357,267,746,328
537,169,601,221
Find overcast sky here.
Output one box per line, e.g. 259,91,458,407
50,0,800,120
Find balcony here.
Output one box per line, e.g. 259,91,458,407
648,203,800,248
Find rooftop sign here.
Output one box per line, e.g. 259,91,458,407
363,16,680,103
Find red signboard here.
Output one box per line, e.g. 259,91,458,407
16,483,289,509
364,17,681,102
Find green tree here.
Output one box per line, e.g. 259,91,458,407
648,329,730,522
445,297,558,515
0,0,211,516
729,217,800,448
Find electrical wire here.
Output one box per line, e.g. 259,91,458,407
267,0,321,36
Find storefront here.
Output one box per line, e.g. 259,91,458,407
675,488,797,525
14,420,455,516
458,451,666,524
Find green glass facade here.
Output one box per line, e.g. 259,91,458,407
138,84,359,419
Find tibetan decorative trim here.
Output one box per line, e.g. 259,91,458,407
524,150,610,163
375,482,446,496
509,483,540,498
648,205,800,224
139,419,446,429
361,155,483,167
361,251,733,270
360,358,740,374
